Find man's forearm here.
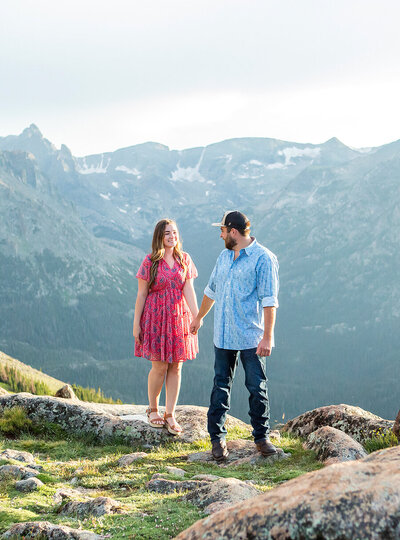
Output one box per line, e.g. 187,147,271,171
197,294,215,320
263,306,276,340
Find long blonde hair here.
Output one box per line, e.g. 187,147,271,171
149,219,186,289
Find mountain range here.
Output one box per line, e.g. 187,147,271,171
0,124,399,422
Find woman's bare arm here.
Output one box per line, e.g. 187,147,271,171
182,278,199,318
133,278,149,344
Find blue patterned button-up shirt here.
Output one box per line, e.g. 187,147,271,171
204,237,279,350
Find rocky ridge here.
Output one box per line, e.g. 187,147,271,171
176,445,400,540
0,394,398,539
0,393,248,444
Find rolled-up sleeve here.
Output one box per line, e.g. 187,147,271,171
204,261,218,300
257,254,279,308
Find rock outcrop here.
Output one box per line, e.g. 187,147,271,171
187,439,289,466
1,521,103,539
117,452,148,466
15,477,44,492
0,387,9,396
146,474,261,514
0,394,248,444
183,477,261,515
283,403,394,443
0,464,38,480
53,488,91,504
55,384,78,400
165,466,186,477
0,448,35,465
59,496,124,517
176,445,400,540
304,426,368,464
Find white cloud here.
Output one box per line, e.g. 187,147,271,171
1,1,400,154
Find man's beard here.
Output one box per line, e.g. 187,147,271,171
225,235,237,250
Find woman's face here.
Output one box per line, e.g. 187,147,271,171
163,223,179,249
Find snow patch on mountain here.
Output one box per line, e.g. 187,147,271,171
99,193,111,201
112,182,119,188
235,159,266,179
170,148,207,183
115,165,141,178
119,208,127,214
266,162,286,170
265,147,322,170
77,155,111,174
249,159,263,166
279,146,321,165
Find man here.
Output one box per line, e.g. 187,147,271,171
190,210,279,462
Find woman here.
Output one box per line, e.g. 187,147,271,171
133,219,199,435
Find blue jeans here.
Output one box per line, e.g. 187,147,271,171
207,346,270,443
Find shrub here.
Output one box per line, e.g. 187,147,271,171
72,384,122,404
364,429,399,453
0,406,33,436
0,365,52,396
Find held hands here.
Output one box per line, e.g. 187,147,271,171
256,337,272,357
190,316,203,335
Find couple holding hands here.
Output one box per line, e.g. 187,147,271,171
133,211,279,461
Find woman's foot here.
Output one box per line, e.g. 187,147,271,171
146,407,165,428
164,413,183,436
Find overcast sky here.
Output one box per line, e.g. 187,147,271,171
1,0,399,155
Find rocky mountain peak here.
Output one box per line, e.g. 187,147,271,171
22,124,43,139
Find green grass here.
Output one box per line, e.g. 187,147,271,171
0,381,13,392
364,429,399,453
0,427,323,539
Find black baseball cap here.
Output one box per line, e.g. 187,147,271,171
212,210,250,231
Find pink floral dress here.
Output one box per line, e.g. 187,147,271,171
135,252,199,363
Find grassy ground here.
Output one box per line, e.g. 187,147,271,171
0,424,323,539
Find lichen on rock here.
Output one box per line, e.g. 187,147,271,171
176,445,400,539
305,426,368,464
283,403,394,443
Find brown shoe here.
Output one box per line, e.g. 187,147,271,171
211,440,229,462
255,439,278,457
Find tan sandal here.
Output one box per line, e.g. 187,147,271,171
164,413,183,436
146,407,165,428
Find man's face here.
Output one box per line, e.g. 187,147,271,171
220,227,237,250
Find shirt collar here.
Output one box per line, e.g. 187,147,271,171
243,236,257,256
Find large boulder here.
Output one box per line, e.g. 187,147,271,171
304,426,367,464
1,521,103,539
0,464,38,480
0,394,248,444
283,404,394,444
183,477,261,515
55,384,79,400
0,448,35,465
175,445,400,540
116,404,249,443
59,496,123,517
15,477,44,492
